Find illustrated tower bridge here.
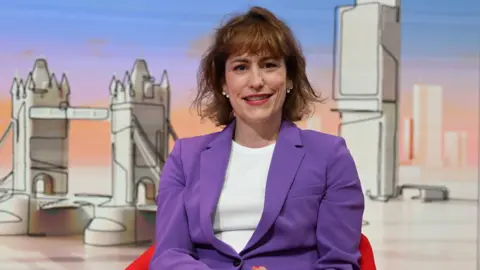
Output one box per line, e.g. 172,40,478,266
0,58,178,246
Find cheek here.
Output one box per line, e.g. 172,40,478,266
274,90,287,108
224,74,245,96
266,73,287,91
269,82,287,107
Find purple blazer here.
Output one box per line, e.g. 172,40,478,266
150,120,364,270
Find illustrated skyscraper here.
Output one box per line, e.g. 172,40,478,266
443,131,467,168
333,0,401,200
402,117,414,162
306,115,322,132
412,84,443,169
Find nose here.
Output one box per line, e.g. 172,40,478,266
249,66,264,90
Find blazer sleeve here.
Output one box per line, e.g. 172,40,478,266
149,139,212,270
314,137,365,270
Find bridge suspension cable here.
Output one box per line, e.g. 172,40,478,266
132,116,164,175
167,119,178,142
0,121,13,150
0,121,13,186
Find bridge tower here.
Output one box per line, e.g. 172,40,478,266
109,59,169,206
11,59,70,196
84,59,170,246
0,59,70,235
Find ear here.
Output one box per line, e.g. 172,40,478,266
286,80,293,90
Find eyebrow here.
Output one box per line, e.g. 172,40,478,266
230,58,250,64
229,56,279,64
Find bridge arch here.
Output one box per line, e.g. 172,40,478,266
135,177,156,205
33,173,55,195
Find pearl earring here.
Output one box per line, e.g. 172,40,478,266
222,91,229,98
287,88,291,94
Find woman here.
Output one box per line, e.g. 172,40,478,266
150,6,364,270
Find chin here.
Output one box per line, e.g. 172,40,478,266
246,117,270,124
242,112,276,124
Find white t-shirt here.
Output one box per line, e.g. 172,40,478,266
213,141,275,253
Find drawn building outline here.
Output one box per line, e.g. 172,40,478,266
0,58,177,246
332,0,402,201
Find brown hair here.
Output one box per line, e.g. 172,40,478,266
192,6,324,126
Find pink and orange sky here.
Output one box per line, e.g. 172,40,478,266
0,83,477,168
0,2,478,168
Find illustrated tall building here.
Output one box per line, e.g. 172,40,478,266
306,115,322,132
402,117,414,161
412,84,443,168
443,131,467,168
10,59,70,196
332,0,401,199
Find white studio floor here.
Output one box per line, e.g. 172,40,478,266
364,198,477,269
0,198,476,270
364,166,478,269
0,167,478,269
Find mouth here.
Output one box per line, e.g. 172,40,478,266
242,93,273,101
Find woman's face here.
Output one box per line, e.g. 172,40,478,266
224,53,292,124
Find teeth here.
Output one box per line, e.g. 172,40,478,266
245,95,270,101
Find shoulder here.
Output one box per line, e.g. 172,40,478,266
298,129,357,185
167,132,222,185
171,131,223,158
299,129,347,156
297,129,351,169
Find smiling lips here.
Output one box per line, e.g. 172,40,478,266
243,93,273,106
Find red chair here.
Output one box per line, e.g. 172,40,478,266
126,244,155,270
359,233,376,270
126,233,376,270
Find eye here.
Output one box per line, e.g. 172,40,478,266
264,62,279,69
233,64,247,71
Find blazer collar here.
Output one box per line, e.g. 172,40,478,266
199,118,305,257
205,118,303,150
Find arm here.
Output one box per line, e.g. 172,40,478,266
149,139,212,270
315,137,365,270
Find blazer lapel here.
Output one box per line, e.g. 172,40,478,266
199,121,237,256
242,121,306,254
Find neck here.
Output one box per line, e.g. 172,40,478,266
233,115,282,148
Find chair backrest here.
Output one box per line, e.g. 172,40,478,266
126,245,155,270
359,234,376,270
126,234,376,269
